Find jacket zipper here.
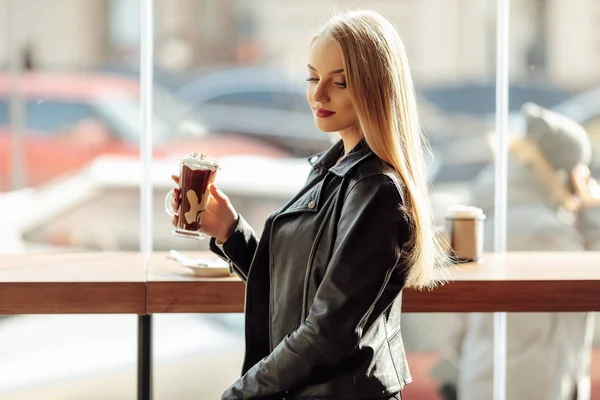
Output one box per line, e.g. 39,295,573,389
300,216,329,322
228,258,247,280
219,244,248,281
301,177,346,322
300,179,340,322
268,201,318,350
266,171,323,350
267,213,280,351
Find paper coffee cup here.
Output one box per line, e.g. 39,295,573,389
444,205,485,263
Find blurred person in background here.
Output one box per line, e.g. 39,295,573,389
432,102,600,400
169,9,452,400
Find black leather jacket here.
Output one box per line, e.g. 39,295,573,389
211,139,413,399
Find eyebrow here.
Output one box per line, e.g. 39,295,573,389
307,64,345,75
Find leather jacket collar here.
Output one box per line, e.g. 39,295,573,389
307,138,373,177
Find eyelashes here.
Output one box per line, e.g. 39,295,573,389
305,77,347,88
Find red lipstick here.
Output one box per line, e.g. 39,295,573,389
315,108,336,118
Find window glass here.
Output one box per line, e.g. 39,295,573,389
0,0,142,398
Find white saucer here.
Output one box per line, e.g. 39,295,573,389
180,257,232,277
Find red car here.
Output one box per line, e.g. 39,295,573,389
0,72,290,191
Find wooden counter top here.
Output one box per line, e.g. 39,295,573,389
2,251,599,315
0,252,146,314
146,252,244,314
146,251,600,313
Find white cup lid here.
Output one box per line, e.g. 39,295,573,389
445,205,485,219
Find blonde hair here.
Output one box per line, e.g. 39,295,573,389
318,10,451,289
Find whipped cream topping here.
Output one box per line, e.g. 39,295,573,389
445,205,485,219
180,152,219,171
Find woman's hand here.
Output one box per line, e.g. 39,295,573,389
571,165,600,207
170,174,239,243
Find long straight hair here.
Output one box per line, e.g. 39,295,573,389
318,10,451,289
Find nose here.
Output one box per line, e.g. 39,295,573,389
311,81,330,104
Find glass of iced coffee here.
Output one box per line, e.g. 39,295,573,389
165,152,219,239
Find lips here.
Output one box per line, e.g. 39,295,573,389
315,108,336,118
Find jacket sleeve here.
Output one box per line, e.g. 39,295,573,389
209,214,258,282
222,174,411,399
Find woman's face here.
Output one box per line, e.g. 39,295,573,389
306,36,358,135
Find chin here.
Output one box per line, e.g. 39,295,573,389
314,120,343,133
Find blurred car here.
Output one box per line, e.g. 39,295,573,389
419,81,572,117
412,81,573,183
93,60,194,92
429,84,600,184
176,67,333,157
0,72,291,191
0,153,310,253
177,67,489,179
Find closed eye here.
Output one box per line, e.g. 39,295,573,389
306,77,346,89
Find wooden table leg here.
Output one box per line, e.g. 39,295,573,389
138,314,152,400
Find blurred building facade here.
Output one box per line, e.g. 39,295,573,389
0,0,598,89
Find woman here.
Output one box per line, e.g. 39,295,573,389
170,10,450,399
433,103,600,400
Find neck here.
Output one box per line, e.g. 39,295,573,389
338,127,362,156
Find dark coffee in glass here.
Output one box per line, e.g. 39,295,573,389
168,152,219,239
